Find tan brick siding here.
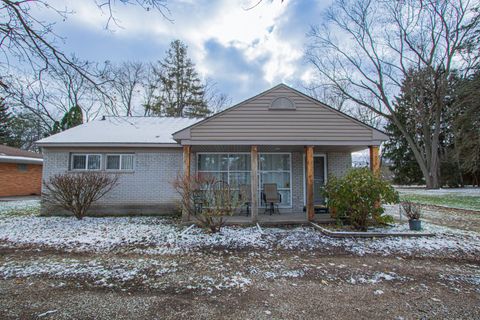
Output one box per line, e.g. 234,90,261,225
0,163,42,197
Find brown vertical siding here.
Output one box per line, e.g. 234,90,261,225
0,163,42,197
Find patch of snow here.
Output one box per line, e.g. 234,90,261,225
396,187,480,197
264,269,306,279
348,272,405,284
0,200,479,259
38,310,57,318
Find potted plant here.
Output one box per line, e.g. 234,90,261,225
401,201,422,231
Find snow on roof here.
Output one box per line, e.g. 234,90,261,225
36,117,202,147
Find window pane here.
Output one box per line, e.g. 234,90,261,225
106,155,120,170
198,172,227,182
229,172,251,189
220,154,229,171
72,155,86,170
278,190,291,206
260,154,290,171
260,172,290,189
229,154,250,171
198,154,229,171
198,154,219,171
121,155,134,170
87,155,101,170
17,164,28,172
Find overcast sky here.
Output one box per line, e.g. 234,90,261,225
38,0,331,104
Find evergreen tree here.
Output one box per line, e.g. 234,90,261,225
145,40,211,118
383,98,424,185
384,68,464,186
452,70,480,186
0,98,12,145
8,112,47,150
52,105,83,134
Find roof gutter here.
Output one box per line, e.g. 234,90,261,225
0,156,43,164
35,142,183,148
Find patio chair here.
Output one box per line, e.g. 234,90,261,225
239,184,251,216
262,183,282,215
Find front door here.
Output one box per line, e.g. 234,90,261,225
313,156,326,205
305,155,327,207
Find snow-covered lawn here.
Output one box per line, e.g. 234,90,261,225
0,198,479,308
396,187,480,211
396,187,480,197
0,200,478,259
0,199,40,216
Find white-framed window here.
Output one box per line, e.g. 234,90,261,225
71,154,102,171
259,153,292,207
106,154,135,171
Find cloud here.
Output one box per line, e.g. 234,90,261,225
31,0,331,101
202,38,270,102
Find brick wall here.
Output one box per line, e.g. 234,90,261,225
0,163,42,197
42,148,183,215
327,152,352,178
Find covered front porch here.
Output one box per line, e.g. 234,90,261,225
181,144,380,225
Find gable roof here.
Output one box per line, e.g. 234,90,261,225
36,117,201,147
173,83,388,146
0,145,43,164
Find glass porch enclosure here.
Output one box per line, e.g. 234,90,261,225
196,153,292,209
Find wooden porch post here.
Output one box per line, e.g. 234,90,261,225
250,145,258,223
306,145,314,221
182,145,191,222
183,145,191,179
369,145,380,176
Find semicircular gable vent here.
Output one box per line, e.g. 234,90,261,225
270,97,295,110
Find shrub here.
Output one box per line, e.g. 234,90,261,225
43,172,118,219
172,174,238,233
401,201,421,220
323,168,399,231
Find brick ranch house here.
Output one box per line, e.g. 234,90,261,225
36,84,386,224
0,145,43,197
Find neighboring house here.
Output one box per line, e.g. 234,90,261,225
36,84,387,223
0,145,43,197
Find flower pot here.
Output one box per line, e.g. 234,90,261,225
408,219,422,231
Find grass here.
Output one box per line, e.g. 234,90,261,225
0,200,40,217
400,194,480,211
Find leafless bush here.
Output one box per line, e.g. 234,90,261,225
172,174,238,233
401,201,421,220
43,172,118,219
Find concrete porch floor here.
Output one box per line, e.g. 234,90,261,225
223,213,334,226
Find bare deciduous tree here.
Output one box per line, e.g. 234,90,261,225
203,79,231,114
306,0,477,188
104,61,145,116
0,0,170,93
4,60,105,133
43,172,119,219
304,83,349,112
